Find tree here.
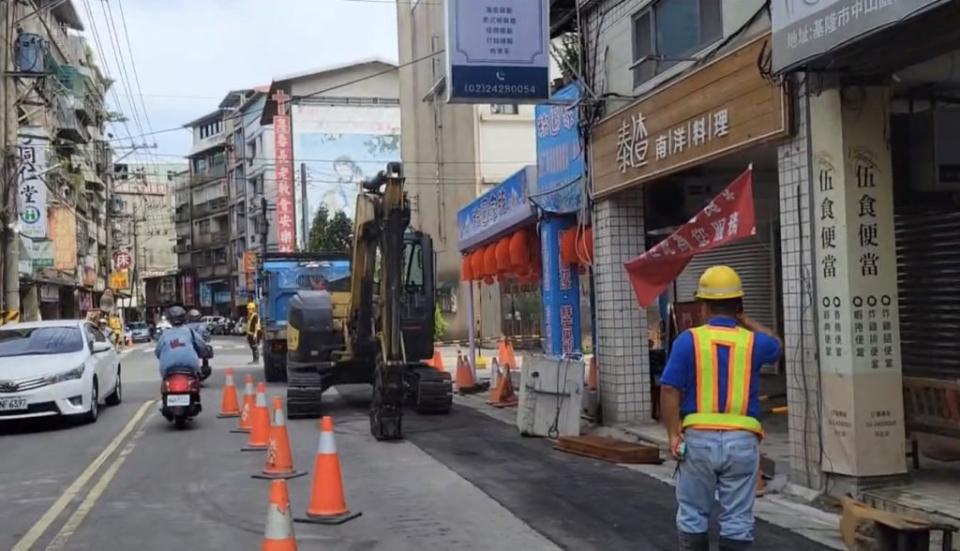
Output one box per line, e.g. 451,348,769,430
308,204,353,254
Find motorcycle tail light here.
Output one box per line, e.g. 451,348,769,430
165,374,196,392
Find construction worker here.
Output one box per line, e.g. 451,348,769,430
659,266,782,551
245,302,261,364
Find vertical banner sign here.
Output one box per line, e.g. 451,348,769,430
624,168,756,307
534,83,585,213
17,133,49,239
273,90,296,252
445,0,550,103
811,88,905,477
541,218,582,357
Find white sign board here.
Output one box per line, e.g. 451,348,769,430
17,132,49,239
445,0,550,103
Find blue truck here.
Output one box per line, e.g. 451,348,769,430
256,252,352,382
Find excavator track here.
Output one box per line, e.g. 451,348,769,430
285,368,326,419
405,366,453,413
370,361,404,440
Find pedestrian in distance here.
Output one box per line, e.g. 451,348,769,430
245,302,261,364
659,266,782,551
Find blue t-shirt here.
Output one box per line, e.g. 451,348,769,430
660,317,781,419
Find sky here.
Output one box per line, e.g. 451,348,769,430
75,0,400,166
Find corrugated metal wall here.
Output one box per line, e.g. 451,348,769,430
895,209,960,377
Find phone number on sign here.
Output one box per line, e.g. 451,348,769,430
463,83,537,96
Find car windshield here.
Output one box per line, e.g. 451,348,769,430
0,326,85,358
129,322,147,330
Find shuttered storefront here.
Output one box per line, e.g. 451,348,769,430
675,235,780,331
895,209,960,377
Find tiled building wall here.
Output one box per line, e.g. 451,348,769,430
593,194,650,423
776,78,824,490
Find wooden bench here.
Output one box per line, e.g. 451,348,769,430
902,376,960,469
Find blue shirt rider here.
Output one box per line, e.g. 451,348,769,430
155,306,210,378
185,308,211,342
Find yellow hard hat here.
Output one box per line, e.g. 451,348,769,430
695,265,744,300
246,302,257,311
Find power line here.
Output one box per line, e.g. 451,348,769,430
114,0,157,146
297,49,445,101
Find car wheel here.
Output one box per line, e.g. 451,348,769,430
105,366,122,406
83,379,99,423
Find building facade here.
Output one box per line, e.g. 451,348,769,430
396,3,539,341
4,1,115,322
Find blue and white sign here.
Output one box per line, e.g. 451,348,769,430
534,83,585,214
445,0,550,103
457,165,537,252
540,218,581,356
199,283,212,308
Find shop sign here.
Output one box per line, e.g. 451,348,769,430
199,282,212,308
445,0,550,103
457,165,536,252
243,251,257,273
79,291,93,311
181,274,196,306
17,132,49,239
112,249,133,271
40,284,59,303
109,271,129,290
48,207,77,271
591,35,790,199
810,89,905,477
624,168,756,307
214,291,232,304
533,83,584,214
771,0,944,72
273,90,296,252
22,237,54,270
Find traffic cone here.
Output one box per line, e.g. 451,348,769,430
217,368,242,418
254,396,306,480
261,479,298,551
454,354,478,393
498,337,518,371
243,382,271,451
295,417,361,525
488,363,518,407
231,374,256,433
426,350,444,373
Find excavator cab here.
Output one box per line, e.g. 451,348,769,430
400,230,434,362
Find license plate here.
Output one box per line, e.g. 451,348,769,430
166,394,191,407
0,397,28,411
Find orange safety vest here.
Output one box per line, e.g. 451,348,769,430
682,325,763,436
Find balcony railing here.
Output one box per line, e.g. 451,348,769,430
193,197,230,217
189,165,227,186
175,242,191,254
197,265,213,279
193,231,229,248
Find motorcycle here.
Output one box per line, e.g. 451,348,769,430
161,368,202,429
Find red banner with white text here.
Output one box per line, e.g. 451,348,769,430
624,167,755,307
273,90,296,252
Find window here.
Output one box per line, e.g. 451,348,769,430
632,0,722,87
193,157,207,174
211,152,225,167
491,104,519,115
0,326,85,357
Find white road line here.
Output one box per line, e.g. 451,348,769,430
44,426,147,550
11,400,155,551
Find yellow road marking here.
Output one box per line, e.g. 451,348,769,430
12,400,155,551
44,426,147,550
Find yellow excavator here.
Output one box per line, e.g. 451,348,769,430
283,162,452,440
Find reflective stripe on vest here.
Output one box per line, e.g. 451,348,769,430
683,325,762,435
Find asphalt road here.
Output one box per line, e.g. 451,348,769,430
0,336,832,550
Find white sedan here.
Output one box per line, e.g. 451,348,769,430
0,320,122,423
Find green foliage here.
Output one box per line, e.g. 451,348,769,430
433,303,447,341
308,204,353,254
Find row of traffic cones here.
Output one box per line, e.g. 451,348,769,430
216,368,361,550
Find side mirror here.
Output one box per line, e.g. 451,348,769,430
92,341,113,354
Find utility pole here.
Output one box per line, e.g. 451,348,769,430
300,162,308,250
1,1,19,323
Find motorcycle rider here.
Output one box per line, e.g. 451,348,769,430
155,306,211,379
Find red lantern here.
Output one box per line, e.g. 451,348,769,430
495,238,512,275
483,245,498,278
559,227,578,265
509,230,529,273
470,250,483,279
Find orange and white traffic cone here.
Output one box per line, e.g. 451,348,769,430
261,479,298,551
455,354,478,393
295,416,361,525
217,368,242,418
231,374,256,433
254,396,306,480
426,350,444,373
243,382,271,451
488,363,518,407
498,337,517,371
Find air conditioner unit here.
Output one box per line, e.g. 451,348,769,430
904,108,960,192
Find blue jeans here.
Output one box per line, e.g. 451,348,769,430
676,429,759,541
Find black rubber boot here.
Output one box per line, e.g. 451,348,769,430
719,537,752,551
678,532,709,551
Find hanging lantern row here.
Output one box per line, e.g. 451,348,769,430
460,227,542,285
559,225,593,273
